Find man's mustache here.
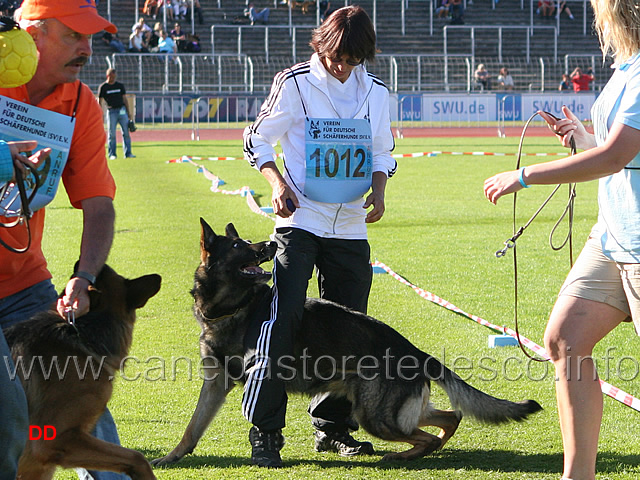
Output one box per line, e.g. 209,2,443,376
65,57,89,67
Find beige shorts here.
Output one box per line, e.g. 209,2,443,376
559,235,640,332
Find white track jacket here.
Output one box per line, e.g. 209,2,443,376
243,53,397,239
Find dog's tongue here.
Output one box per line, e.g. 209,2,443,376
244,266,265,274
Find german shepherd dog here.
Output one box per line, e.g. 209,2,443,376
153,219,541,465
5,265,161,480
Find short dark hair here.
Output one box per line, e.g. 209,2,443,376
309,6,376,63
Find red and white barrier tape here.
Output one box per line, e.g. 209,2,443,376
372,260,640,412
167,151,567,163
392,151,566,158
178,157,274,221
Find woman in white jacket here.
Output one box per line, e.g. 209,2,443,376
242,5,396,468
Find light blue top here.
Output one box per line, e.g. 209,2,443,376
158,36,175,53
0,141,12,184
591,52,640,262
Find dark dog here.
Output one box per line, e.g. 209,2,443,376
153,219,541,465
5,265,161,479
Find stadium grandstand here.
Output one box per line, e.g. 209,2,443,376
82,0,607,129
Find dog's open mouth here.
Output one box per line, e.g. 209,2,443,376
240,263,271,279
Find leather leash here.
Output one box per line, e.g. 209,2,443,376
496,110,577,362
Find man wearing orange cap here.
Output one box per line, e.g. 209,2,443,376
0,2,123,479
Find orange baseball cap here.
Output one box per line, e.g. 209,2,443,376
20,0,117,35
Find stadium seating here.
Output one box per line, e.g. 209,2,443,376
83,0,608,93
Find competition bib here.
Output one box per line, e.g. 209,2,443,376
0,96,75,217
304,117,372,203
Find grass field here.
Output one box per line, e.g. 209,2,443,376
45,134,640,479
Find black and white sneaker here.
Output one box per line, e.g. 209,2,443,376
249,426,285,468
314,430,375,457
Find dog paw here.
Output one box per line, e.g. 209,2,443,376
150,456,176,466
381,452,406,462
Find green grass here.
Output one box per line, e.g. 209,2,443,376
45,135,640,479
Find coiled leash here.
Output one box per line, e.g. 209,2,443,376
0,156,39,254
496,110,577,362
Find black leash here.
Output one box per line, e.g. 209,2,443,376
496,110,577,362
0,160,39,253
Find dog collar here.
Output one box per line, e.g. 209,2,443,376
195,305,239,323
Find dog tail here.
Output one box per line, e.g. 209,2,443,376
426,356,542,423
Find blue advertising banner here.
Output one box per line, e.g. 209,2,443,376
496,94,522,121
394,93,597,123
134,93,598,125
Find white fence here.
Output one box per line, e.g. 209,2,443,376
80,53,613,95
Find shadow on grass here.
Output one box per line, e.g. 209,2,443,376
141,447,640,474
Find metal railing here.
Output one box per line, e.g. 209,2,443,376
210,25,317,63
81,53,614,94
443,25,559,64
108,53,253,94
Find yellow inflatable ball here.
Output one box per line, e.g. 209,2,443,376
0,26,38,88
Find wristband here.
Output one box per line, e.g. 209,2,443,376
72,270,96,285
518,167,530,188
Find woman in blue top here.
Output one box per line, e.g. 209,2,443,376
484,0,640,478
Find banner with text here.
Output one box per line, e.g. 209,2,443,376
134,93,598,125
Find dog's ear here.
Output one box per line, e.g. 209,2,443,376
126,274,162,310
225,223,239,238
200,218,217,263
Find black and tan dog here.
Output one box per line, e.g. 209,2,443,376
153,219,541,465
5,265,161,480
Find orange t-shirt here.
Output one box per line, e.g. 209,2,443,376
0,81,116,298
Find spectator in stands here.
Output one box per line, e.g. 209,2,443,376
570,66,594,92
485,1,640,479
148,22,162,51
143,0,158,19
558,73,572,91
170,22,187,52
129,24,150,52
189,0,204,25
157,0,174,20
497,67,514,91
184,33,201,52
102,32,126,53
131,16,152,41
474,63,491,90
538,0,555,17
157,29,177,54
435,0,450,19
245,3,270,25
556,1,575,20
172,0,188,20
449,0,464,24
319,1,333,22
287,0,313,14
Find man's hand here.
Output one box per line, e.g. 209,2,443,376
56,276,92,318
